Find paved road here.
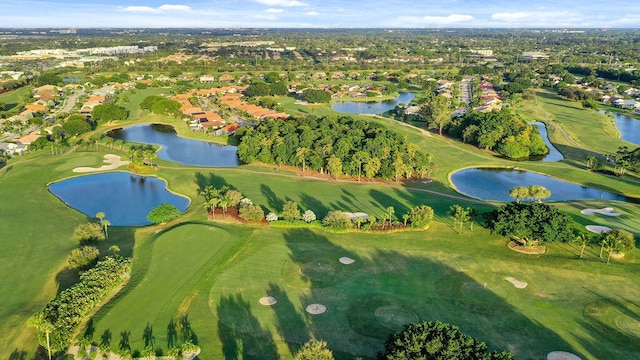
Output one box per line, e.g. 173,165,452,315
56,89,85,115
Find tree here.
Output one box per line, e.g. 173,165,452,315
270,81,288,96
296,147,310,172
302,88,331,103
67,246,100,270
281,201,302,221
322,210,352,230
109,245,120,256
573,233,591,259
73,223,106,244
62,118,91,136
266,212,278,222
246,82,271,97
466,207,479,230
102,219,111,239
302,210,317,223
528,185,551,203
239,204,265,222
419,95,453,135
294,339,334,360
147,203,182,224
363,157,381,180
386,206,395,227
91,104,128,123
408,205,434,229
352,150,369,182
326,155,342,179
509,186,530,203
602,229,635,254
585,155,598,171
381,321,513,360
27,313,54,360
448,205,469,234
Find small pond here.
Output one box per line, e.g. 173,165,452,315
529,122,564,162
49,172,190,226
108,124,240,167
450,168,628,202
599,111,640,145
331,92,416,114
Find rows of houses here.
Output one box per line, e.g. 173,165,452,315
474,81,503,112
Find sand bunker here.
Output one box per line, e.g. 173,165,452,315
73,154,130,173
581,207,621,217
339,256,355,265
341,212,369,220
259,296,277,306
547,351,582,360
305,303,327,314
586,225,612,234
505,277,528,289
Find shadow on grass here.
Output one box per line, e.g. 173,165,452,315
216,293,278,360
194,171,230,194
272,228,578,359
260,184,285,212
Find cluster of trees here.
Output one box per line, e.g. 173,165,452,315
245,81,288,97
607,146,640,176
557,85,596,101
29,256,131,357
236,115,433,181
140,95,182,118
62,114,93,136
484,202,574,246
91,103,129,123
575,229,635,264
508,185,552,203
448,205,479,234
302,88,331,103
202,185,247,219
380,321,513,359
127,144,158,167
448,109,548,159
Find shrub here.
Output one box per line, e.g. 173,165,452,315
66,246,99,270
302,210,317,223
239,204,265,222
281,201,301,221
322,210,352,230
408,205,434,229
147,203,182,224
266,212,278,222
72,223,105,244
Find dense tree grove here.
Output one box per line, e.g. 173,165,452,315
484,202,574,245
236,116,433,181
302,88,331,103
448,109,548,159
90,103,128,123
380,321,513,360
30,256,131,355
140,95,182,117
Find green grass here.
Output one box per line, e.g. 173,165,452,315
0,86,31,113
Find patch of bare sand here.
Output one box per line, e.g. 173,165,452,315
505,277,528,289
341,212,369,221
339,256,355,265
581,207,621,216
259,296,277,306
73,154,130,173
305,303,327,314
547,351,582,360
586,225,612,234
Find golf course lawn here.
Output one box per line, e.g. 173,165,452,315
86,221,640,360
1,90,639,360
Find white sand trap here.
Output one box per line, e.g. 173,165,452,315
586,225,612,234
73,154,130,173
305,303,327,314
547,351,582,360
341,212,369,221
259,296,277,306
339,256,355,265
581,207,621,216
505,277,528,289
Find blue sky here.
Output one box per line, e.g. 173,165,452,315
2,0,640,28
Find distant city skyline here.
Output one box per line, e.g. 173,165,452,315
2,0,640,28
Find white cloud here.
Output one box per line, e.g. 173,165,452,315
253,14,279,20
304,11,319,16
265,8,284,13
121,4,191,14
422,14,474,24
254,0,308,7
491,11,578,23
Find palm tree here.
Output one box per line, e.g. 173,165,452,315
603,237,622,264
466,207,479,231
448,204,469,235
102,219,111,239
573,233,591,258
386,206,395,228
95,212,106,225
27,313,53,360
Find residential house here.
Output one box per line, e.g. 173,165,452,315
200,74,216,83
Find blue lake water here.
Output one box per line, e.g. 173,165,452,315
450,168,628,202
529,122,564,162
109,124,240,167
48,172,190,226
599,111,640,145
331,92,416,114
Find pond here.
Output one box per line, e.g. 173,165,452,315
529,122,564,162
450,168,628,202
331,92,416,114
108,124,240,167
599,111,640,145
48,172,190,226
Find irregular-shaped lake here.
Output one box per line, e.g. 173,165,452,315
49,172,190,226
599,111,640,145
450,168,628,202
331,92,416,114
109,124,240,167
